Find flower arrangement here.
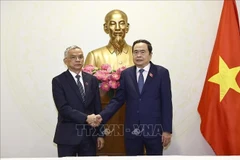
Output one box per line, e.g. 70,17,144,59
83,64,126,98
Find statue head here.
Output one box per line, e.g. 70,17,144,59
104,9,129,46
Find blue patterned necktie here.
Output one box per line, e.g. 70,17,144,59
75,75,85,103
138,69,144,93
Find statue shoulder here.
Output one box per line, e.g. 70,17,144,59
87,46,109,55
125,43,132,52
126,43,132,47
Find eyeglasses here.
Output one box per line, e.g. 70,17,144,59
132,51,147,56
67,55,84,60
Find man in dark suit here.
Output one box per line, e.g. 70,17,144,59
52,45,104,157
94,39,173,155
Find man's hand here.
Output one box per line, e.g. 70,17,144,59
96,114,102,124
86,114,102,127
97,137,104,150
162,132,172,148
86,114,97,127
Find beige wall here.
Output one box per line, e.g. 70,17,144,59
1,0,240,158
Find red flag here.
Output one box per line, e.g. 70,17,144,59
198,0,240,155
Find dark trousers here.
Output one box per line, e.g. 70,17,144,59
125,136,163,155
57,136,96,157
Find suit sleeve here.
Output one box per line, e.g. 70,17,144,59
52,77,87,124
161,69,173,133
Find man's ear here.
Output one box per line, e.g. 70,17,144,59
63,58,67,65
104,23,109,34
125,23,130,33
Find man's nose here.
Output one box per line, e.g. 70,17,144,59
136,54,142,57
115,24,120,30
76,57,81,61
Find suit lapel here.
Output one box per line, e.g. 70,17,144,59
141,62,156,94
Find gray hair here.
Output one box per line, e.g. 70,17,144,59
64,45,81,58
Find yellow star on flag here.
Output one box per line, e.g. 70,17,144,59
208,56,240,102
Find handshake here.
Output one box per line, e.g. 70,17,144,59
86,114,103,127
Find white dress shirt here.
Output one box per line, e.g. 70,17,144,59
68,70,85,92
136,63,150,83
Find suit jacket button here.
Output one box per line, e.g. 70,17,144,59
137,111,139,113
139,99,141,101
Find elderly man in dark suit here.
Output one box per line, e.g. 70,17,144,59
94,39,173,155
52,45,104,157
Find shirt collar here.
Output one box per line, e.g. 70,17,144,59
136,63,151,73
106,41,129,54
68,70,83,79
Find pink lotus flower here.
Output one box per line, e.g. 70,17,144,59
109,80,119,89
82,65,97,74
94,70,110,81
94,70,104,81
83,64,126,94
100,82,110,91
110,72,120,81
101,64,112,72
